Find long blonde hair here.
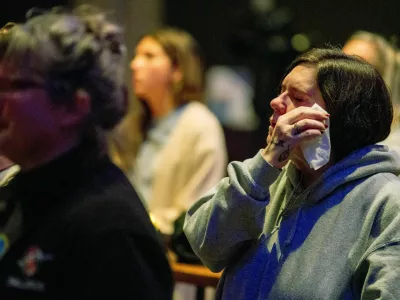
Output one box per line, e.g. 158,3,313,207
345,31,396,87
109,27,204,172
344,31,400,127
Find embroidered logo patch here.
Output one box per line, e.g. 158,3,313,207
5,245,53,292
18,246,53,277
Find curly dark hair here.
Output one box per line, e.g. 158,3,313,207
0,5,127,130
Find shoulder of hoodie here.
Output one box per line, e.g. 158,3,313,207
359,172,400,222
375,172,400,209
356,173,400,257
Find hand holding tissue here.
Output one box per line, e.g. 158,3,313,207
300,104,331,170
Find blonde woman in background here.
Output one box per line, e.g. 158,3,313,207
343,31,400,153
111,28,227,236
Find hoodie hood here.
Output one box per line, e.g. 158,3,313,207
308,144,400,203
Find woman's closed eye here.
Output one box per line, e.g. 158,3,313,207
293,96,305,103
143,52,156,59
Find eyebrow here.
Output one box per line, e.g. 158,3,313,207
281,84,302,93
281,83,314,96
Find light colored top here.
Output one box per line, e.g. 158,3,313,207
132,105,186,206
130,102,227,234
185,145,400,299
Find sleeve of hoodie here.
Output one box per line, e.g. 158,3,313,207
359,179,400,299
183,151,281,272
360,244,400,300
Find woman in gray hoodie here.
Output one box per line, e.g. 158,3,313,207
184,47,400,300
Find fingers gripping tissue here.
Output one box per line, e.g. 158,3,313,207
300,103,331,170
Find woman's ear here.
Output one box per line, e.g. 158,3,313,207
172,66,183,84
58,89,91,128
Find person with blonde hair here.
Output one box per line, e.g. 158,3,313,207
343,30,400,153
111,28,227,235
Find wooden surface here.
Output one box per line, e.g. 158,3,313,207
171,262,222,287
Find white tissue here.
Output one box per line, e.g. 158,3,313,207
300,103,331,170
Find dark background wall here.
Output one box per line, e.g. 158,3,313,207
164,0,400,160
280,0,400,45
2,0,399,161
165,0,400,65
0,0,69,24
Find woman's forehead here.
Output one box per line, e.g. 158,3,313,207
136,36,165,53
282,64,317,92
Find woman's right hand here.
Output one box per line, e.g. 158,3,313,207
261,106,329,169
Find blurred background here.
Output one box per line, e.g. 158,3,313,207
2,0,399,162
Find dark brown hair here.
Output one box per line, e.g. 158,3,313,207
283,47,392,162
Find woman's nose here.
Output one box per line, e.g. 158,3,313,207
130,56,141,71
270,94,287,115
129,59,136,71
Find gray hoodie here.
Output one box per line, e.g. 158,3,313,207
184,145,400,299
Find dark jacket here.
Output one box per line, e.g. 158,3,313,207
0,144,173,299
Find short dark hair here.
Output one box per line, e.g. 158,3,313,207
282,47,393,162
0,5,127,130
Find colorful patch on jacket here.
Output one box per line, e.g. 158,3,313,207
0,233,9,259
18,246,53,278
